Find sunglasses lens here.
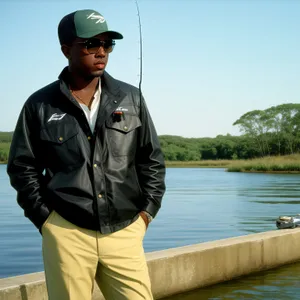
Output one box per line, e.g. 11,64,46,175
86,40,115,54
105,44,114,54
85,40,100,54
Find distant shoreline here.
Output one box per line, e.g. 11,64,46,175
2,154,300,174
165,165,300,173
166,155,300,174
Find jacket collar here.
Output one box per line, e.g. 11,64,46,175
58,67,121,97
101,71,121,96
58,67,127,132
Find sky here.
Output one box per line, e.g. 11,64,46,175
1,0,300,138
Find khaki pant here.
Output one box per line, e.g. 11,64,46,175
42,211,153,300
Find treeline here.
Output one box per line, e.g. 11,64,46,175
0,132,13,143
0,133,259,162
0,132,263,162
161,103,300,161
1,103,300,162
160,134,261,161
0,132,255,162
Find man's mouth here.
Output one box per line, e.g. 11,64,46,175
94,61,106,69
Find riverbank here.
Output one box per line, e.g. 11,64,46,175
165,160,232,168
166,154,300,173
226,154,300,173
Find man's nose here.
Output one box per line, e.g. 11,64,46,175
95,46,106,57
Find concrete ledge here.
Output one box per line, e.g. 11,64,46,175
1,229,300,299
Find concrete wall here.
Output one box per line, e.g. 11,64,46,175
1,229,300,300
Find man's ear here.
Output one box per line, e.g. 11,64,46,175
61,45,71,59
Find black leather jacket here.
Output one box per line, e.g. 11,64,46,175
7,68,166,233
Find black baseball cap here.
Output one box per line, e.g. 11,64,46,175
58,9,123,45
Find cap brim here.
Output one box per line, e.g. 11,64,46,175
105,31,123,40
79,30,123,40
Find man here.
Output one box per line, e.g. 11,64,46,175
7,9,165,300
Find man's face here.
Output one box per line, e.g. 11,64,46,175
64,33,114,78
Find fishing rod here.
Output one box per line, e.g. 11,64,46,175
135,0,143,100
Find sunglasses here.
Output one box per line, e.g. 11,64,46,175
76,39,115,54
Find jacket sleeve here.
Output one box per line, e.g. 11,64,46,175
136,95,166,218
7,103,50,230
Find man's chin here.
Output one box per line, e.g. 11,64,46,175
91,69,105,77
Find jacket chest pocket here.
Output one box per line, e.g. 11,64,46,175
105,115,141,157
40,125,82,169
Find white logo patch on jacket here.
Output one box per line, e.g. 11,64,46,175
48,113,66,122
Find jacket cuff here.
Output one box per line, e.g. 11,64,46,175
142,200,160,218
25,203,51,233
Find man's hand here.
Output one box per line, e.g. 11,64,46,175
139,211,152,229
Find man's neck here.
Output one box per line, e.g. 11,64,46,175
68,70,101,109
68,70,99,93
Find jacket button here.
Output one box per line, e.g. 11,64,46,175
58,137,63,141
87,136,91,140
93,164,97,168
124,126,128,131
98,194,102,198
113,100,117,104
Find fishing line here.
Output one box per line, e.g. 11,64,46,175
134,0,143,100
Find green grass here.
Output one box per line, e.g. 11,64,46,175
165,160,232,168
0,142,10,163
226,154,300,173
0,142,11,152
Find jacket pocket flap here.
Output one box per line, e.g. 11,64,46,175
106,115,141,133
40,126,78,144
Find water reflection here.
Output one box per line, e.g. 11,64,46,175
251,200,300,204
231,173,300,236
164,262,300,300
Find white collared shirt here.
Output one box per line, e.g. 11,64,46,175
79,80,101,133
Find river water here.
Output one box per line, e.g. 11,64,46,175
165,262,300,300
1,165,300,298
